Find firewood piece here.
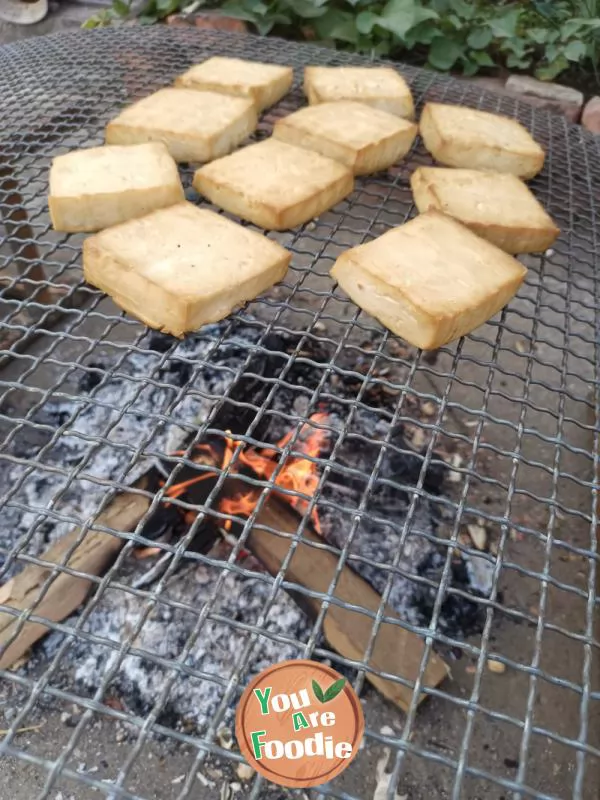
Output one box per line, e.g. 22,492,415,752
0,488,150,669
250,499,449,712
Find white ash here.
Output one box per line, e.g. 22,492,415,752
39,549,310,732
0,322,265,580
0,320,484,732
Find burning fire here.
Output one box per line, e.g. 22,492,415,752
164,413,329,535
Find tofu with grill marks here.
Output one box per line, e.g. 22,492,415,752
193,138,354,230
411,167,559,253
105,88,257,163
83,202,291,337
331,211,527,350
175,56,293,111
273,101,417,175
303,66,414,120
419,102,545,179
49,142,184,233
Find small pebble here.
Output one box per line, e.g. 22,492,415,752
236,763,254,781
306,221,316,231
421,401,436,416
230,782,242,793
172,774,185,785
220,782,232,800
467,523,487,551
206,767,223,780
217,727,233,750
77,762,86,773
379,725,395,737
88,766,98,774
487,658,506,674
115,727,126,743
197,771,216,788
60,712,72,725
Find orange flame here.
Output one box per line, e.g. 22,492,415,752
163,413,329,536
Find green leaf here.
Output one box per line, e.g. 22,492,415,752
312,679,325,703
356,10,380,35
489,7,521,38
314,9,358,44
466,28,492,50
461,58,479,76
527,27,551,45
112,0,130,17
562,18,600,39
404,19,438,47
471,50,495,67
535,54,569,81
282,0,328,20
428,36,464,70
448,0,475,20
323,678,346,702
505,52,532,69
379,0,438,41
221,0,261,23
564,40,588,62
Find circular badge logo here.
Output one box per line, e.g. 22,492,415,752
235,659,364,788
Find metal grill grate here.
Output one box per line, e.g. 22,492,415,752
0,25,598,800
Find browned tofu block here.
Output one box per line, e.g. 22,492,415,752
193,138,354,230
419,103,545,179
83,202,290,336
175,56,293,111
273,101,417,175
303,66,414,119
331,211,527,349
48,142,184,233
105,88,257,163
411,167,559,254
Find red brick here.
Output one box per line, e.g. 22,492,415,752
165,12,247,33
582,96,600,135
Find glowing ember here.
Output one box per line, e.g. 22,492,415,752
162,413,329,536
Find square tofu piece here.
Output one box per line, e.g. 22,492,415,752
49,142,184,233
105,88,257,163
193,138,353,230
303,66,414,120
83,202,290,337
420,102,545,179
411,167,559,254
273,101,417,175
331,211,527,350
175,56,293,112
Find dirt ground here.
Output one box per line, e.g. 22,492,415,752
0,16,598,800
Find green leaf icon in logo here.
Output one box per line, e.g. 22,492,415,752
312,677,346,703
312,679,325,703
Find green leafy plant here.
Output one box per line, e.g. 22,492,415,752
85,0,600,86
312,677,346,703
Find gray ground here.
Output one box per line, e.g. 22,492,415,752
0,12,598,800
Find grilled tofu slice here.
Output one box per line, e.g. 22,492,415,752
331,211,527,350
273,100,417,175
49,142,184,233
411,167,559,253
303,65,414,120
83,202,291,336
175,56,293,111
106,88,257,163
419,102,545,179
193,138,354,230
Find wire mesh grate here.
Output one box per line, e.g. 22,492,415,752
0,24,597,800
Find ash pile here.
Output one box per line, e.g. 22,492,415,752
0,318,488,732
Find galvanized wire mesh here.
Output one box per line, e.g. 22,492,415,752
0,24,598,800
